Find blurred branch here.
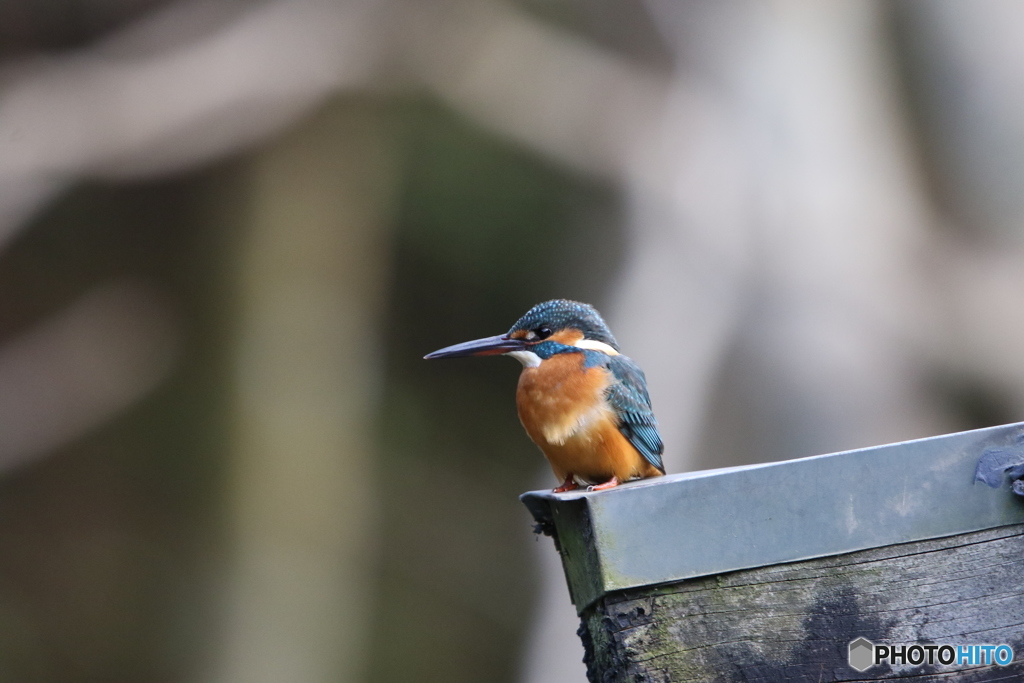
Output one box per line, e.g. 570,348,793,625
0,0,676,252
0,0,383,247
402,0,671,178
0,280,178,470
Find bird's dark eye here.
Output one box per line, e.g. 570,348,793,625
536,327,552,340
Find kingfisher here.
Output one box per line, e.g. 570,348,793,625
424,299,664,492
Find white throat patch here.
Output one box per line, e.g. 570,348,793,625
507,350,542,368
574,338,619,355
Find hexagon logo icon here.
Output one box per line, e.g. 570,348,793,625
849,637,875,672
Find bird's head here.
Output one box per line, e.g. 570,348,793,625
424,299,619,367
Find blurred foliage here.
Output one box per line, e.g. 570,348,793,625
0,168,238,681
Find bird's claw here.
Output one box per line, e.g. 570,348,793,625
553,475,579,493
587,476,620,492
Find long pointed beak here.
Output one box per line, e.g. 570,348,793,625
424,334,526,360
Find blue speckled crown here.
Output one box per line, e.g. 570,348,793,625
508,299,619,349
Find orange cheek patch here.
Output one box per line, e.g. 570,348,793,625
550,328,584,345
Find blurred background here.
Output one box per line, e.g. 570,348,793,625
1,0,1024,681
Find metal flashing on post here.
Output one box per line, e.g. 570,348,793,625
521,422,1024,613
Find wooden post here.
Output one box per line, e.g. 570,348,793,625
522,423,1024,682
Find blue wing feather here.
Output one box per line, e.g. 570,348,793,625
603,354,665,473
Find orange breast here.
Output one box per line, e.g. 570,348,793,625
515,353,658,485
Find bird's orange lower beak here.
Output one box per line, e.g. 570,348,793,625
424,334,527,360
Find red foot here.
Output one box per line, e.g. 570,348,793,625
553,474,579,493
587,476,620,492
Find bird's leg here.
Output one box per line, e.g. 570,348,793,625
553,474,579,493
587,476,620,492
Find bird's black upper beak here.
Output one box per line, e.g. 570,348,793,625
424,334,527,360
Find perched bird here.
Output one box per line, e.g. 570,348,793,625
424,299,664,492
